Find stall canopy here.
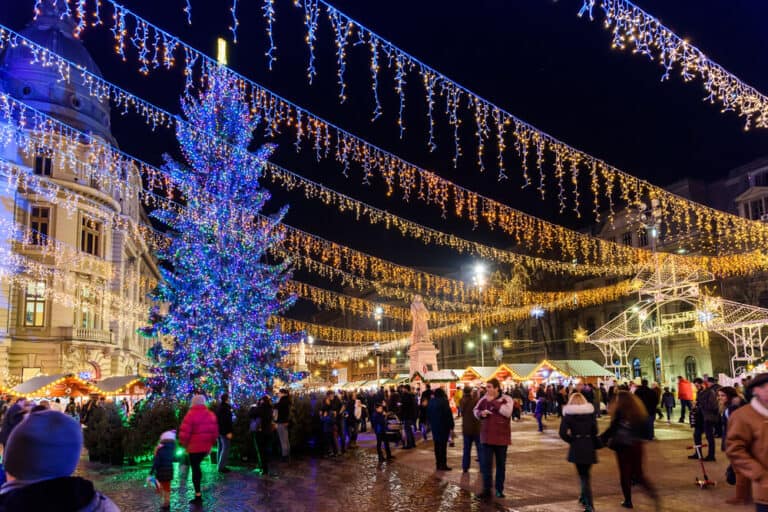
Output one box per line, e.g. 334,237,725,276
12,373,98,398
460,366,497,382
97,375,145,396
527,360,614,381
384,374,410,386
422,370,458,383
491,363,537,382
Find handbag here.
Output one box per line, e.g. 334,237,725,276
725,464,736,485
606,421,636,451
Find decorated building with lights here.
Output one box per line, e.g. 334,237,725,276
0,6,159,385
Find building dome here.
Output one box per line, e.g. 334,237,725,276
0,0,114,144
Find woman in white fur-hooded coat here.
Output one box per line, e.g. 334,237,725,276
559,392,600,512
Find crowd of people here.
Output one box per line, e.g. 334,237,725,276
0,371,765,511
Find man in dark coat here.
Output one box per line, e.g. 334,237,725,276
216,393,233,473
460,386,480,472
427,388,455,471
399,385,417,448
276,389,291,461
634,379,659,440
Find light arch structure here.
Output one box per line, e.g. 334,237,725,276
585,256,768,377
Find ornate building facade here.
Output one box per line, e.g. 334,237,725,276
0,6,158,384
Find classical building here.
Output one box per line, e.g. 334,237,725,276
0,5,158,384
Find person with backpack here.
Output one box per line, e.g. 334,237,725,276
689,378,719,462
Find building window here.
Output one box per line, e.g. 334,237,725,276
751,199,765,220
638,229,648,247
655,356,661,382
632,358,642,378
586,317,596,333
622,232,633,246
23,281,46,327
684,356,697,381
516,325,524,338
33,148,52,176
76,285,101,329
29,206,50,245
80,217,101,256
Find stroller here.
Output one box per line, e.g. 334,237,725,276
385,411,403,446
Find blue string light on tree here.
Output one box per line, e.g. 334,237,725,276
142,71,302,401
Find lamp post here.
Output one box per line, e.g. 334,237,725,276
374,306,383,383
473,263,487,366
640,198,665,384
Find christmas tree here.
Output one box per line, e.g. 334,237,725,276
143,72,299,402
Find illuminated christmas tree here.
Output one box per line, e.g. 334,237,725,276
143,72,299,401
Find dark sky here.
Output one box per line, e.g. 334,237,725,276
2,0,767,283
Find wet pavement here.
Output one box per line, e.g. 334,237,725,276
78,414,754,511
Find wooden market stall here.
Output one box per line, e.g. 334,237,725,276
526,360,613,386
97,375,146,414
458,366,496,386
12,373,99,399
490,363,537,387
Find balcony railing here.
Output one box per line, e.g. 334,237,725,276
59,326,113,344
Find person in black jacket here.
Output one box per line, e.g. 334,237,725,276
559,393,600,512
253,395,275,474
276,389,291,461
371,402,393,462
216,393,233,473
0,397,26,454
427,388,455,471
150,430,176,511
400,385,417,449
634,379,659,440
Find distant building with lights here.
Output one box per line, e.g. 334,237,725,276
0,6,158,385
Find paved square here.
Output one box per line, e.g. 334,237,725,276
78,415,753,511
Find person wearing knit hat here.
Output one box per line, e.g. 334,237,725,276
150,430,177,511
0,409,119,511
179,394,219,504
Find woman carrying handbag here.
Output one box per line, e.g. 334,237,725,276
559,392,601,512
600,390,660,510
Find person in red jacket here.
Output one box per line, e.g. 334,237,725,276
677,376,694,423
473,378,514,500
179,394,219,504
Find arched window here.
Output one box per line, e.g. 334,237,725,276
759,290,768,309
684,356,697,381
632,358,642,378
613,360,621,379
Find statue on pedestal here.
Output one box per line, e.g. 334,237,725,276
410,294,430,345
409,295,438,377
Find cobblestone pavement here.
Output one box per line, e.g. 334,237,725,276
79,414,754,512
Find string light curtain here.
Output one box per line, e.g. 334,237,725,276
0,23,650,273
249,0,768,252
35,10,662,268
577,0,768,130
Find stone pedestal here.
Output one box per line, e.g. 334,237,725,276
408,340,439,377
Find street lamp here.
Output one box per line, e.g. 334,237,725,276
472,263,487,366
307,335,314,345
373,305,383,383
640,198,665,384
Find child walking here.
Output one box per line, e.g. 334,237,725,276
150,430,176,511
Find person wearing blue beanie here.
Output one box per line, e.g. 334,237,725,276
0,409,119,511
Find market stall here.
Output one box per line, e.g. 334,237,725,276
97,375,146,413
526,360,613,386
12,373,99,400
490,363,537,387
458,366,496,386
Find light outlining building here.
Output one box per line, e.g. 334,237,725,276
0,4,159,385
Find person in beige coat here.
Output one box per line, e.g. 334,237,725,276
725,372,768,512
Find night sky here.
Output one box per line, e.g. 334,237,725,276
2,0,767,287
